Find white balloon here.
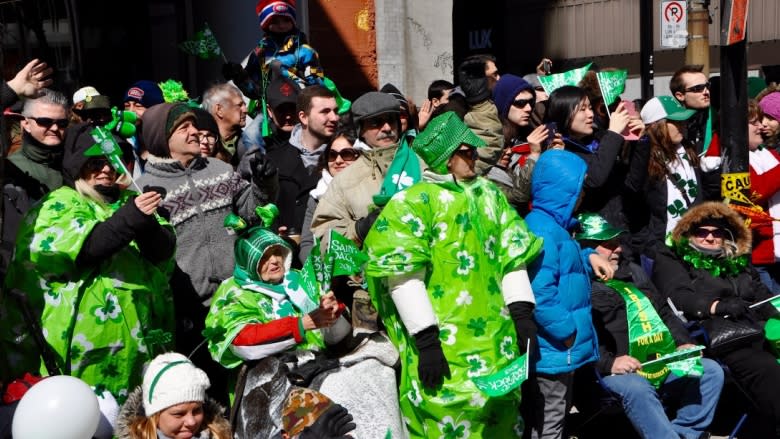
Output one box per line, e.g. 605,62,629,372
12,375,101,439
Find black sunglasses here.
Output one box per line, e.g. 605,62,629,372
364,115,397,128
512,98,535,109
28,117,69,128
693,227,726,240
84,158,115,173
684,82,711,93
327,148,360,162
452,147,478,161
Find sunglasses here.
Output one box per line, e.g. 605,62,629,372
84,158,115,173
327,148,360,162
452,147,478,161
693,227,727,239
28,117,69,129
684,82,711,93
364,115,397,129
512,98,535,109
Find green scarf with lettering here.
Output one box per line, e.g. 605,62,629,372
607,279,684,387
373,133,421,206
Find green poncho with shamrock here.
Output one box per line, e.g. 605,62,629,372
204,209,323,370
365,176,543,438
1,187,175,403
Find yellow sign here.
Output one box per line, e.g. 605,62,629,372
721,172,752,204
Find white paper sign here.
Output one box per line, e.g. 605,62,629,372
661,0,688,49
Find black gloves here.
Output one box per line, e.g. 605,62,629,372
249,154,278,188
414,326,451,389
457,58,490,104
299,404,356,439
355,209,382,242
713,297,750,319
222,61,247,83
508,301,537,355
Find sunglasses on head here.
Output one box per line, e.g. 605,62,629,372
452,147,478,161
684,82,711,93
693,227,727,239
512,98,535,109
28,117,69,129
84,158,115,173
327,148,360,162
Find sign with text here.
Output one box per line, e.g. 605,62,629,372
661,1,688,49
721,0,750,45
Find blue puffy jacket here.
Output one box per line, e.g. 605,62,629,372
525,150,599,374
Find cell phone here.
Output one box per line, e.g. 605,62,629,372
543,60,552,76
542,122,558,150
619,100,640,140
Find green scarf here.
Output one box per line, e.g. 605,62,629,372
670,237,749,277
607,279,677,387
372,134,421,206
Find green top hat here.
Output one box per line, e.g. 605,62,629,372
574,213,624,241
412,111,486,174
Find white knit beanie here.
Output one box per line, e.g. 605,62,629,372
142,352,210,416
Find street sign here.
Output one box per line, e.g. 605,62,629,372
721,0,749,45
661,0,688,49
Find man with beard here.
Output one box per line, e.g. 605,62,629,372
311,91,422,246
577,212,723,439
265,84,337,244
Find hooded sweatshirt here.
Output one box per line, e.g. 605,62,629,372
524,149,600,374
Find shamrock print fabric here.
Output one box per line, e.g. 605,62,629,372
205,271,325,369
2,187,175,403
365,176,543,438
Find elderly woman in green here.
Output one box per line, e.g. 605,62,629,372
365,111,543,438
205,205,403,438
1,122,175,403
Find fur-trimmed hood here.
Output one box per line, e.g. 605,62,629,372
671,201,751,256
114,387,229,439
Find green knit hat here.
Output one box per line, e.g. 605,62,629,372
574,213,624,241
412,111,486,174
231,204,292,282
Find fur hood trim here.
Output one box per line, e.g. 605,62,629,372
671,201,751,256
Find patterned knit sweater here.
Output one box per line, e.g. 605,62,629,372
138,155,270,303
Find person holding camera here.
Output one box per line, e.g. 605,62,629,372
489,74,563,215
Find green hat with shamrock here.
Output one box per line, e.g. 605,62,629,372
574,212,625,241
412,111,486,174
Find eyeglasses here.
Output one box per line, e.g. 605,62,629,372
452,147,478,161
684,82,711,93
84,158,115,173
693,227,727,239
364,115,396,129
198,134,217,146
28,117,69,129
327,148,360,162
512,98,535,109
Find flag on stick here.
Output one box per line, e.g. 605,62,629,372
328,230,368,277
179,23,226,61
596,69,628,107
538,63,593,95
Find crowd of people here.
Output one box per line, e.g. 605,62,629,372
3,1,780,438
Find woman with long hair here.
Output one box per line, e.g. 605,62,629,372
630,96,721,259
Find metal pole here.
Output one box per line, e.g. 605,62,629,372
686,0,710,74
639,0,654,101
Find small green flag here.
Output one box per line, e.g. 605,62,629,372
328,230,368,277
179,23,223,60
596,69,628,106
641,345,705,378
538,62,593,96
301,238,327,294
470,351,529,397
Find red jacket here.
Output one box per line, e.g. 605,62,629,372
749,147,780,265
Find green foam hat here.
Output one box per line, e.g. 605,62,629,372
411,111,486,174
574,212,625,241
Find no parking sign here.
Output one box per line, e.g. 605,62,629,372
661,0,688,48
